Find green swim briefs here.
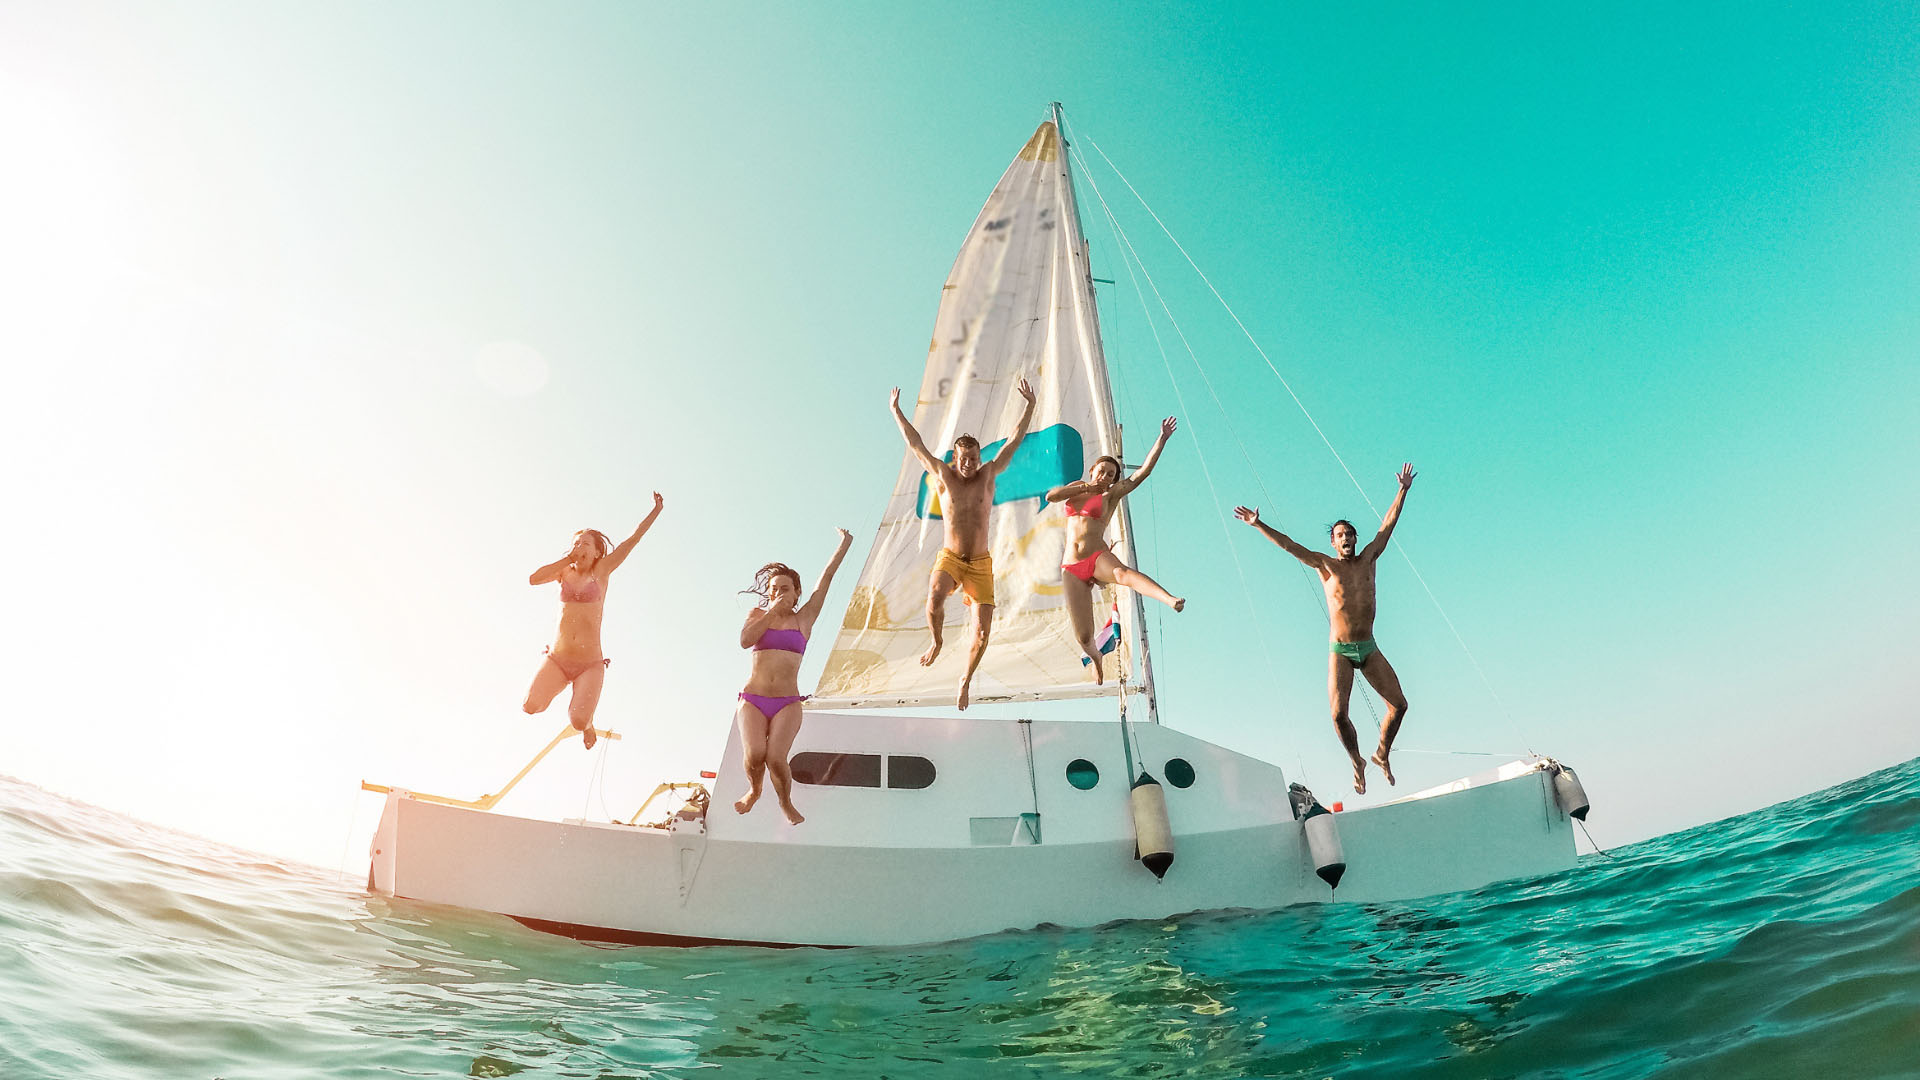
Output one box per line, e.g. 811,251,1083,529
1330,639,1378,666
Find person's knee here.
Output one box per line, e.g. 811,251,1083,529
744,751,768,774
1388,696,1409,716
523,698,544,715
766,759,791,781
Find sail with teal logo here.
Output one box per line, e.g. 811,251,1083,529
813,117,1145,709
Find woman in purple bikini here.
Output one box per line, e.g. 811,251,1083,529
734,527,854,825
524,493,665,749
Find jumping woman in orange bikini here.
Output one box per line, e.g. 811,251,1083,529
1046,417,1185,681
524,493,664,748
734,527,855,825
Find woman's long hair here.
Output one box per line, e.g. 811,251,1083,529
574,529,611,564
742,562,802,604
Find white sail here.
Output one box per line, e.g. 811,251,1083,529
814,117,1142,709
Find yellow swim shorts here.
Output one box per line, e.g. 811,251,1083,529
934,548,995,607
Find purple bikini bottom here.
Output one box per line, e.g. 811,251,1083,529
739,691,807,720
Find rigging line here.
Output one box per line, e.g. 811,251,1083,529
1070,144,1324,611
1079,131,1524,745
1081,133,1372,501
1074,140,1379,774
1074,149,1290,740
1075,141,1383,737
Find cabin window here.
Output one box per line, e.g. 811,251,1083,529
887,755,936,790
1066,758,1100,790
790,752,881,788
1164,758,1196,789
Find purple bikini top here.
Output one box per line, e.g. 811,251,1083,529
753,627,808,655
559,575,603,604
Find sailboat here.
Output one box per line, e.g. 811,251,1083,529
364,106,1589,948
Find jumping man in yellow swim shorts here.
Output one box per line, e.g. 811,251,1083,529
889,379,1036,709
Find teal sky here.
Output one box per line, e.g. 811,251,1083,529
4,2,1915,870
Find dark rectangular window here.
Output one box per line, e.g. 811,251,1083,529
886,755,936,790
790,752,881,788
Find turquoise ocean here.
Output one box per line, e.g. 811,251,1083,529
3,760,1916,1079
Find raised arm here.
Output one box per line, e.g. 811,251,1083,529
1234,506,1327,569
529,555,572,586
1113,416,1177,496
800,528,856,623
890,387,947,479
598,492,665,576
1360,464,1416,561
739,605,781,649
984,378,1037,476
1046,479,1106,503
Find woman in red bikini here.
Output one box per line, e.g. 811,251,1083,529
1047,417,1185,681
734,527,854,825
524,493,665,748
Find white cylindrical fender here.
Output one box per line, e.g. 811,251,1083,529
1302,804,1347,889
1131,773,1175,879
1550,763,1590,821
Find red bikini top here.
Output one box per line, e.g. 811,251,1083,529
1066,493,1106,518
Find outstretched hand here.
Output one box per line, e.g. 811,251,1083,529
1234,506,1261,527
651,491,665,513
890,387,902,411
1397,463,1417,489
836,527,853,546
1160,416,1178,440
1016,378,1035,406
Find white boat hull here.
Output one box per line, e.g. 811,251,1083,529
368,713,1577,947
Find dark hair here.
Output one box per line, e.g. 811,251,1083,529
742,562,803,602
1091,455,1121,475
953,433,981,451
1328,519,1356,539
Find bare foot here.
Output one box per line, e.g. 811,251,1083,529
1371,749,1395,786
1172,598,1186,612
781,802,805,825
734,790,760,815
1084,648,1105,684
956,680,971,711
582,726,597,750
919,639,943,667
1352,760,1368,795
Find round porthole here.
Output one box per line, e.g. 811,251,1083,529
1066,758,1100,790
1164,758,1195,788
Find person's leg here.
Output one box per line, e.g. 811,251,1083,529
523,655,569,715
956,602,995,710
1328,653,1367,794
1358,649,1409,786
1061,571,1103,681
1094,553,1185,612
733,700,770,814
920,569,959,666
566,661,606,749
763,703,807,825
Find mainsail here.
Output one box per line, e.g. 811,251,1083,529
814,112,1147,709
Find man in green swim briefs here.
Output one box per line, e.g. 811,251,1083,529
1235,462,1416,795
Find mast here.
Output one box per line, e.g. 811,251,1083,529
1053,102,1160,725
